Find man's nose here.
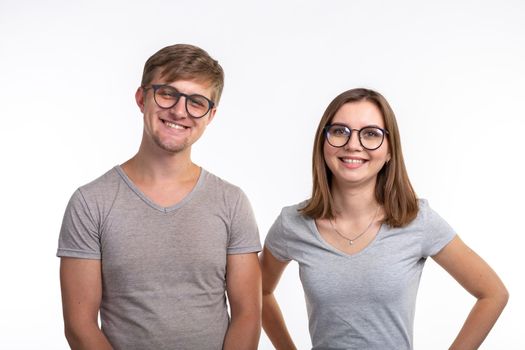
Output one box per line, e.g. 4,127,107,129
171,96,188,118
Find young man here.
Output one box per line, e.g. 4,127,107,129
57,44,262,350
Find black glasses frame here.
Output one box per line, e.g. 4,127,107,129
143,84,215,118
324,123,389,150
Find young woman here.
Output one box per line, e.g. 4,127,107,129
260,88,508,349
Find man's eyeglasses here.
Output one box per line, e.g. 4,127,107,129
143,84,215,118
324,123,389,150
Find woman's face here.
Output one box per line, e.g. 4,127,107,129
323,101,391,189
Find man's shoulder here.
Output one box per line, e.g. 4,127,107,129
76,166,122,201
201,169,243,195
198,169,254,212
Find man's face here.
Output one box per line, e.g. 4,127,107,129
136,75,216,155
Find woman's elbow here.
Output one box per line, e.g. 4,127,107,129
496,284,509,309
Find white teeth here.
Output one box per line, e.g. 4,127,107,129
342,158,364,164
165,121,186,130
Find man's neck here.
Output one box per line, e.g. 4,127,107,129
121,145,199,187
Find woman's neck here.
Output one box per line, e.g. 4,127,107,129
331,179,379,221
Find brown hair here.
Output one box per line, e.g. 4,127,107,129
141,44,225,104
300,88,418,227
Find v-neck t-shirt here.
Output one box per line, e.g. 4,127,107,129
57,166,261,350
265,199,456,350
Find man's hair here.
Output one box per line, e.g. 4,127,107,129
141,44,225,104
300,88,419,228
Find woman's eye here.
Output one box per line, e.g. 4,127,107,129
362,129,382,138
332,127,348,136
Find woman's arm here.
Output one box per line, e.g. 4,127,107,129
432,235,509,350
260,246,297,350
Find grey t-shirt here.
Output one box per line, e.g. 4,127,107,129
57,166,261,350
265,199,456,350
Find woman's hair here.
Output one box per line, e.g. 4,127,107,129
300,88,418,227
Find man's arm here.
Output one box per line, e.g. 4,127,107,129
223,253,262,350
60,257,113,350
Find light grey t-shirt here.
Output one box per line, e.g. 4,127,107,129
57,166,261,350
265,199,456,350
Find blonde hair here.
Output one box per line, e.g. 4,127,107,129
141,44,224,104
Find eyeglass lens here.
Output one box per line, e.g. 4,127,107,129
326,125,385,150
153,85,212,118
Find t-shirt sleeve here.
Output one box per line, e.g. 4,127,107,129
264,210,291,262
227,189,262,254
57,189,102,259
421,200,457,257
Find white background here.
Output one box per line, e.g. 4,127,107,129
1,0,524,349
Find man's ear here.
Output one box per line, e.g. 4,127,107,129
135,87,145,113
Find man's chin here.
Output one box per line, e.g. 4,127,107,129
154,138,188,154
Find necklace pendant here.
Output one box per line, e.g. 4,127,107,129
349,240,354,245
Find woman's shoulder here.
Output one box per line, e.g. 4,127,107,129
414,197,444,224
392,198,430,231
278,200,310,221
412,198,456,256
270,200,312,233
280,200,308,213
417,198,430,216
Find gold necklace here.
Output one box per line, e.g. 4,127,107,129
329,206,380,245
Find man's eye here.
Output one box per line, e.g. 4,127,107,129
158,88,178,98
189,97,206,107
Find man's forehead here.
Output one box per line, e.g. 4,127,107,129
154,71,211,87
154,79,214,99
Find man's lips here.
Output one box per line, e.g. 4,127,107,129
161,119,190,130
